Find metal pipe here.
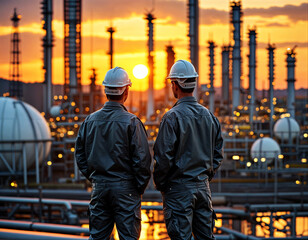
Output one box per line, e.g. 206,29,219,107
0,220,89,235
188,0,199,99
230,0,242,113
247,203,308,212
41,0,53,114
145,13,155,120
248,27,257,126
0,228,88,240
286,47,296,118
208,40,216,113
217,226,259,240
106,27,115,69
35,143,40,184
221,45,230,106
0,196,72,211
267,43,275,137
22,143,27,187
165,44,175,105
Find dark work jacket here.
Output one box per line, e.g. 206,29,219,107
153,96,223,192
75,101,151,194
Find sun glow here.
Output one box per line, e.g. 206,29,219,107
133,64,148,79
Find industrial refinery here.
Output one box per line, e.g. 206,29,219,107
0,0,307,239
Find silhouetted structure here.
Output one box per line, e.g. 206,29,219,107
9,8,22,99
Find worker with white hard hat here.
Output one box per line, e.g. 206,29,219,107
75,67,151,240
154,60,223,239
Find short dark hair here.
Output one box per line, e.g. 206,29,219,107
173,78,195,93
106,87,126,101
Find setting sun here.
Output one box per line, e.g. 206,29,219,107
133,64,148,79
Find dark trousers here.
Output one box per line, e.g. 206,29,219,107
162,180,216,240
88,181,141,240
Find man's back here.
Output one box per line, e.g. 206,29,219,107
154,96,223,191
75,101,151,193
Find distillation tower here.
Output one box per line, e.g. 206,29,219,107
230,0,242,112
64,0,82,98
165,44,175,105
286,47,296,118
187,0,199,99
267,43,275,136
248,27,257,125
221,45,231,106
41,0,53,114
106,26,115,69
208,40,216,113
145,13,155,120
9,8,22,99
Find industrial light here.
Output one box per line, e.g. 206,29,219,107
253,158,258,163
58,153,63,158
303,133,308,138
295,180,301,185
67,131,74,136
10,181,17,188
71,102,76,107
278,154,284,159
71,147,75,152
247,162,252,167
232,155,240,160
261,157,266,162
285,164,290,168
47,161,52,166
74,116,78,121
302,158,307,163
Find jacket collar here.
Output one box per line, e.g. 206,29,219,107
173,96,197,107
103,101,128,111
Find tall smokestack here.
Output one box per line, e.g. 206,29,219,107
286,47,296,118
106,26,115,69
267,43,275,136
208,40,216,113
165,44,175,105
41,0,53,114
9,8,22,99
221,45,231,106
248,27,257,125
64,0,82,98
145,13,155,120
188,0,199,99
230,0,242,113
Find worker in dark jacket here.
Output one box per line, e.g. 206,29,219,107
75,67,151,240
153,60,223,240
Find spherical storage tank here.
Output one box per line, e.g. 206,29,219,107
50,105,61,117
251,137,281,163
274,117,300,141
0,97,51,171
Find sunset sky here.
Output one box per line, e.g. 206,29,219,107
0,0,307,92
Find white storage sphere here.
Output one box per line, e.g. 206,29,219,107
0,97,51,171
274,117,300,141
50,105,61,117
251,137,281,162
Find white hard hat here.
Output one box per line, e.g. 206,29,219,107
167,60,198,89
103,67,132,95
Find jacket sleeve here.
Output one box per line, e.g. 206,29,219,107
153,116,177,192
130,119,151,195
212,116,224,179
75,121,90,180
